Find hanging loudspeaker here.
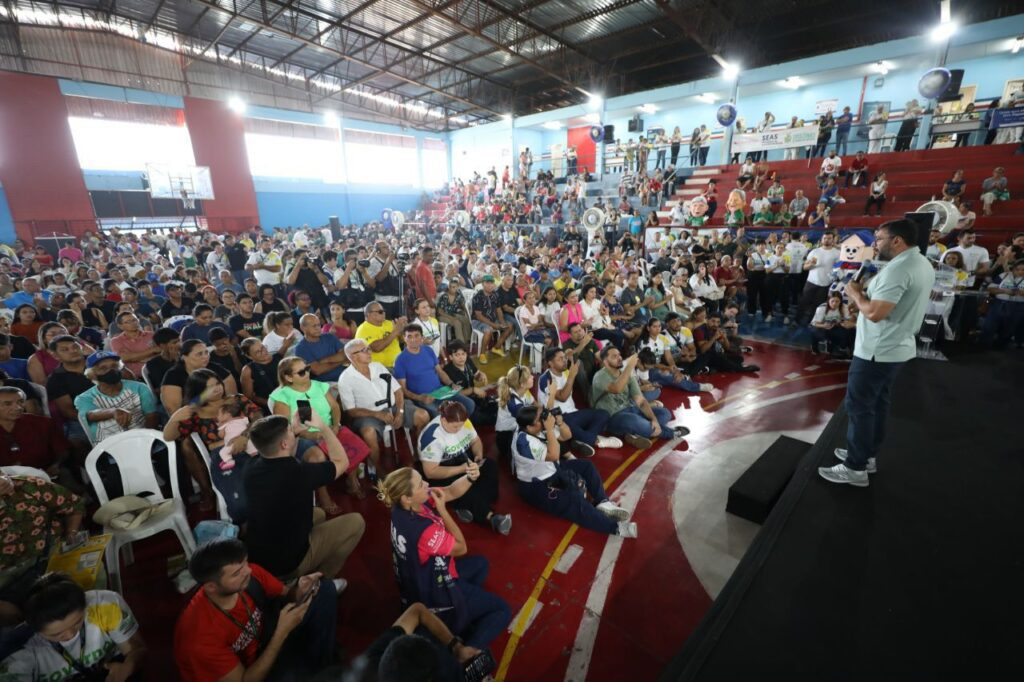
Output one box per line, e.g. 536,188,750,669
589,125,604,143
582,207,605,228
381,208,393,228
716,103,737,127
392,210,405,229
918,68,953,100
914,200,959,235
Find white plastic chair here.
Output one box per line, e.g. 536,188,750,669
140,364,155,393
189,433,231,522
514,307,546,374
383,425,417,461
85,429,196,593
27,381,49,417
464,297,486,358
78,412,98,447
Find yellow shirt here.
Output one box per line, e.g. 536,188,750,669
356,320,400,367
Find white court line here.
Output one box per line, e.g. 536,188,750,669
564,383,847,682
508,601,543,634
554,544,584,574
785,372,802,380
804,364,820,371
564,444,675,682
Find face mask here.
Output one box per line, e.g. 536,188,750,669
97,369,121,385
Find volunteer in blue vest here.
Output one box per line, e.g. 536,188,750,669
417,400,511,535
819,219,935,487
512,405,636,538
377,467,511,654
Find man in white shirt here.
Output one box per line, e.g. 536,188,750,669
338,338,428,478
753,111,776,162
794,231,840,325
536,348,620,455
817,151,842,186
945,229,990,287
669,202,688,226
785,231,811,305
245,239,283,288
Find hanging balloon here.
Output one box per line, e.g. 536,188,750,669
381,209,393,229
589,125,604,143
918,68,952,100
716,103,737,127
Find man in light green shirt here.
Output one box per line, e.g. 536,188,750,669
820,219,935,488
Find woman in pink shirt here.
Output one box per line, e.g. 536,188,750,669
322,301,356,341
557,288,586,345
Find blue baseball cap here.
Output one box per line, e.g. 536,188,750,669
86,350,121,369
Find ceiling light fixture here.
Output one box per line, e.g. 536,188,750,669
696,93,718,104
638,104,658,114
779,77,803,90
1012,36,1023,54
543,121,564,130
227,96,247,114
873,60,891,75
323,111,338,126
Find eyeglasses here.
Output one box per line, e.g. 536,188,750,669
354,347,372,354
368,309,385,314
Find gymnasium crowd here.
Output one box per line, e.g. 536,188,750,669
0,205,1020,681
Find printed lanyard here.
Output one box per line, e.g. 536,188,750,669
212,593,255,632
50,624,89,676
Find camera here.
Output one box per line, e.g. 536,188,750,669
541,407,562,420
357,259,371,268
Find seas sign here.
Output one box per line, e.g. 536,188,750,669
732,124,820,153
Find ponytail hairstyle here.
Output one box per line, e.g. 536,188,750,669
497,365,532,408
376,467,418,509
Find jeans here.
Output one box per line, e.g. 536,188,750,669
606,405,673,439
843,356,904,471
647,369,702,393
517,459,618,535
834,128,849,156
268,577,338,681
980,300,1024,347
562,408,611,447
454,555,512,649
414,392,476,419
592,327,627,350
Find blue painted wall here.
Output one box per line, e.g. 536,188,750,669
253,178,420,228
0,184,15,244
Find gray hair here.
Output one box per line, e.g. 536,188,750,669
362,301,383,316
344,338,369,361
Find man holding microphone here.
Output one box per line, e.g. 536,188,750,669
819,219,935,487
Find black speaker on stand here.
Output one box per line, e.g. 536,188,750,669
603,125,615,143
329,215,342,241
903,212,934,255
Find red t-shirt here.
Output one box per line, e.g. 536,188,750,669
713,266,733,284
414,260,437,301
0,414,69,469
174,564,285,682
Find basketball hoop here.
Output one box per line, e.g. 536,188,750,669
180,188,196,211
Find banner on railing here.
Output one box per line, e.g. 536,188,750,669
990,107,1024,129
731,125,819,154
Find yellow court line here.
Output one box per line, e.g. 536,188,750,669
494,368,849,680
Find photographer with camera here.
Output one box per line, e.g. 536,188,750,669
512,405,636,538
333,248,375,325
286,248,330,315
368,241,404,318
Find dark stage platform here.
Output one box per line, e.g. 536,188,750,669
661,352,1024,682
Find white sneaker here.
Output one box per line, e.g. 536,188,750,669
699,383,714,392
332,578,348,595
596,436,624,449
616,521,639,538
764,315,773,323
784,316,791,325
597,500,630,521
818,463,869,487
834,448,876,474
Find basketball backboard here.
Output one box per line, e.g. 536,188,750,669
146,164,215,200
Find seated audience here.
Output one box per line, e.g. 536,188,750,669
511,405,635,537
238,338,281,411
0,572,145,681
261,311,301,355
395,324,475,418
377,468,512,652
338,338,429,479
174,538,339,681
160,339,238,414
0,334,28,381
355,302,405,368
294,313,348,383
75,350,159,443
143,327,180,394
537,348,619,453
109,312,159,379
417,400,510,534
810,291,855,356
470,275,513,364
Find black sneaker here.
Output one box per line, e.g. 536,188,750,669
740,364,760,372
455,509,474,523
673,426,691,438
571,440,596,458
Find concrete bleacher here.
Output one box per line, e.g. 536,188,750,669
657,144,1023,248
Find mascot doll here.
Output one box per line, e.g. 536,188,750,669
686,195,709,227
724,189,746,228
829,232,879,300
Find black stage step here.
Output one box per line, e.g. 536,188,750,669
726,435,810,524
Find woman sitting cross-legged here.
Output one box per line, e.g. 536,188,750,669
512,405,636,538
378,467,512,654
270,356,370,502
636,319,713,393
417,400,510,535
810,291,854,356
163,369,261,519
